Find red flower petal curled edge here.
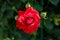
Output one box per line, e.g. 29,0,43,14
16,7,41,34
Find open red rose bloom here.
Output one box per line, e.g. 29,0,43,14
16,7,41,34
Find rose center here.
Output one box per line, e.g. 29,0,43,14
26,17,34,25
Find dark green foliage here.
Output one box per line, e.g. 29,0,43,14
49,0,60,6
0,0,60,40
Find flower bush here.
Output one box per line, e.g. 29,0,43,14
0,0,60,40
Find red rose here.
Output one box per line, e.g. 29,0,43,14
16,7,41,34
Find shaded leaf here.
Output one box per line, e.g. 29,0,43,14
0,27,3,40
30,1,43,11
4,37,11,40
49,0,60,6
44,19,54,30
21,0,27,3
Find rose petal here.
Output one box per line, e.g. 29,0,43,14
18,10,24,16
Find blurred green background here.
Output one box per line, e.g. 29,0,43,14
0,0,60,40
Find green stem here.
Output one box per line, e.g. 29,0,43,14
40,26,43,40
40,19,44,40
31,31,37,40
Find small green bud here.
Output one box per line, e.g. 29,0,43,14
11,6,17,12
40,12,47,19
25,2,31,8
15,15,18,20
54,17,60,26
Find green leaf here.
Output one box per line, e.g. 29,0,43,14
44,19,54,30
49,0,60,6
11,6,17,12
21,0,27,3
1,2,6,13
30,1,43,12
54,29,60,36
0,27,3,40
5,9,14,19
30,31,37,40
40,0,44,6
4,37,11,40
